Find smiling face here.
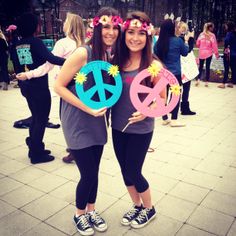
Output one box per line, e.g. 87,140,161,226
101,22,119,47
125,25,147,53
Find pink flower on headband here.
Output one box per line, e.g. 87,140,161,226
92,15,123,27
92,17,100,27
142,22,148,31
112,16,123,26
123,19,153,35
123,20,131,30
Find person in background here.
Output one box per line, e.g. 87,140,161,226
0,27,10,90
176,21,196,115
218,21,236,88
154,19,189,127
195,22,219,87
15,13,65,164
112,11,165,229
16,12,85,164
55,7,122,236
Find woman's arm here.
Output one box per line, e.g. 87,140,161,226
54,47,107,117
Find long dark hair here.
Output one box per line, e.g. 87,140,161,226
117,11,153,72
154,19,175,61
90,7,122,61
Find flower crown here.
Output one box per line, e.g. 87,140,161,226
92,15,123,27
123,19,154,35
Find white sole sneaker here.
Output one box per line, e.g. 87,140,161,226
130,212,156,229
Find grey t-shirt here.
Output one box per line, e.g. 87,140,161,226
61,46,107,150
111,69,154,134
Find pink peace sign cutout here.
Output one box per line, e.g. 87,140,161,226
130,64,180,117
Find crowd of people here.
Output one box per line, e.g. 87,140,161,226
0,6,236,236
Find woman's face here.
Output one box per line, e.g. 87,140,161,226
125,25,147,53
101,22,119,47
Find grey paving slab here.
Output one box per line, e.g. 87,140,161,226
0,199,17,219
201,191,236,217
0,176,23,196
156,195,197,222
1,184,45,208
21,194,69,221
1,82,236,236
176,224,216,236
187,206,234,235
22,222,68,236
132,214,183,236
0,210,40,236
169,181,210,204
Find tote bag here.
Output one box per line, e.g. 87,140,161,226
181,51,199,83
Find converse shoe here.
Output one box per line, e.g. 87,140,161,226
74,214,94,236
121,205,143,226
131,206,156,229
87,210,107,232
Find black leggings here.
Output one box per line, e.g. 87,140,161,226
198,56,212,81
71,145,103,210
112,129,153,193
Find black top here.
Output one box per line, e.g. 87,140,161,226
14,36,65,89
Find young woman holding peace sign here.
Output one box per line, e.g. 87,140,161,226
55,7,122,236
111,11,166,229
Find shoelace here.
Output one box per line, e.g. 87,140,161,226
77,215,91,229
135,209,149,223
90,211,104,224
124,206,140,219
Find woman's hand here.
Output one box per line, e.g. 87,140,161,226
16,73,28,81
87,107,107,117
128,111,146,124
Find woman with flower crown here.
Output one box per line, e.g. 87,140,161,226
111,11,165,229
54,7,122,236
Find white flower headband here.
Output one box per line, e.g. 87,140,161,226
92,15,123,27
123,19,154,35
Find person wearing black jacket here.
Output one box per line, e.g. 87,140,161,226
176,21,196,115
15,13,65,164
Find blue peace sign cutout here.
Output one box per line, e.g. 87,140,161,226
75,60,122,109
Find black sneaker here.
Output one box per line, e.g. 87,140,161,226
131,206,156,229
74,214,94,236
121,205,143,226
87,210,107,232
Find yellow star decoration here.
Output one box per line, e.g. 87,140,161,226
74,72,87,85
147,63,161,77
170,85,181,96
108,65,119,77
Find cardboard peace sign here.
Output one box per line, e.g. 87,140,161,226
130,65,180,117
75,61,122,109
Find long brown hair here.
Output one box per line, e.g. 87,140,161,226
118,11,153,72
89,7,122,61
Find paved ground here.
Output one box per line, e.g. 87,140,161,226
0,80,236,236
